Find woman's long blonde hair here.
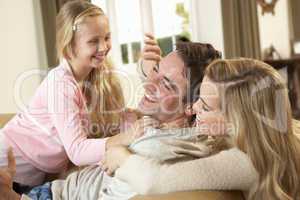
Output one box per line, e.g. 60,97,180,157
56,0,124,137
205,58,300,200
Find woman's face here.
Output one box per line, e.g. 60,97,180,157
71,15,111,69
192,76,226,135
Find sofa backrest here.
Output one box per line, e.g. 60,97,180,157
0,114,14,128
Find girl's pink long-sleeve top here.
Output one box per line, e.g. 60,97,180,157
2,60,108,173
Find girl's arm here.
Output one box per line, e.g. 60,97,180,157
115,148,258,195
51,79,147,166
51,81,107,165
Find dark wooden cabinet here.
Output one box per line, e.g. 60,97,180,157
264,58,300,119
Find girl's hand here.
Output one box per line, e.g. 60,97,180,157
100,146,132,176
124,118,145,144
0,148,20,200
139,33,162,77
121,108,142,132
106,117,156,149
122,117,159,145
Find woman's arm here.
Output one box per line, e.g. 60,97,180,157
115,148,257,195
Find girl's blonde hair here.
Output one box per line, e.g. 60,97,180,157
56,0,124,137
205,58,300,199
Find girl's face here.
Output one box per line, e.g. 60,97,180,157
71,15,111,70
192,76,226,135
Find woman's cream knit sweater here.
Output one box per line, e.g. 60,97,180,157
116,148,258,195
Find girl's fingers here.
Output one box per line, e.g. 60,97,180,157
101,164,108,172
99,159,104,166
106,169,114,177
143,120,159,128
137,118,158,128
100,158,108,170
142,121,155,128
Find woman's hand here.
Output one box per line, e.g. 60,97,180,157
139,33,162,77
0,148,21,200
100,146,132,176
196,111,227,136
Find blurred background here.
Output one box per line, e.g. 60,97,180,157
0,0,299,118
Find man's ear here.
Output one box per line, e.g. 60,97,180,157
184,104,193,116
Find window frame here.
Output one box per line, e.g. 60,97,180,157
92,0,198,69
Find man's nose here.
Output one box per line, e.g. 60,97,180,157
144,80,158,93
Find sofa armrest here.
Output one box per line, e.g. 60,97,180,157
131,190,244,200
0,114,15,128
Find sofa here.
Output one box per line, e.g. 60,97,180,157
0,114,244,200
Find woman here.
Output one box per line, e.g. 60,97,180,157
103,58,300,199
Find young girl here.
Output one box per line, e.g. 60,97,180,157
104,58,300,199
0,0,144,190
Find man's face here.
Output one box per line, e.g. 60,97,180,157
138,52,187,122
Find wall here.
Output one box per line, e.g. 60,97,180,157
190,0,225,55
257,0,291,58
0,0,47,113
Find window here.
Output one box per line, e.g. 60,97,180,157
152,0,191,56
92,0,192,66
92,0,107,13
115,0,142,67
91,0,195,107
